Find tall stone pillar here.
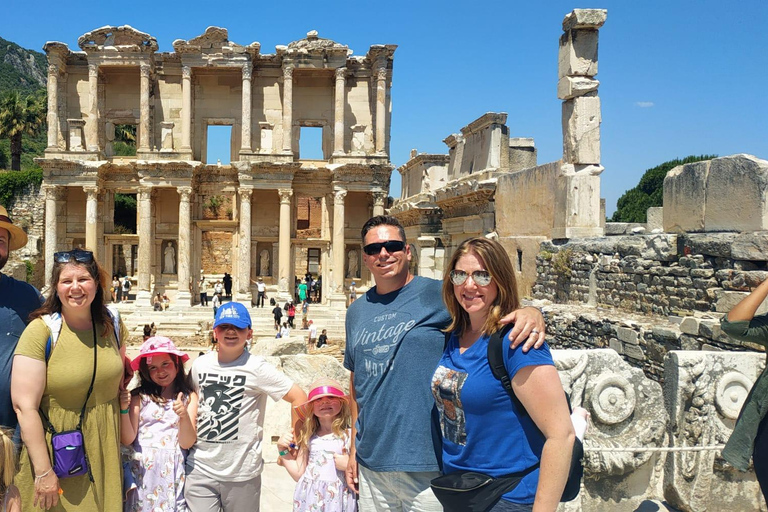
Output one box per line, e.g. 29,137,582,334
281,65,294,154
240,63,253,153
86,63,99,152
333,67,346,155
277,188,293,298
372,191,386,217
181,66,192,152
84,185,99,259
136,187,153,306
237,188,253,302
43,185,60,290
553,8,607,239
139,63,151,152
374,67,387,154
331,188,347,305
176,186,193,306
46,64,59,150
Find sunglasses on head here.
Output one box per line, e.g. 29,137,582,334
54,249,94,264
363,240,406,256
449,269,493,286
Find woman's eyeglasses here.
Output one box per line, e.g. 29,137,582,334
363,240,406,256
449,269,493,286
54,249,94,264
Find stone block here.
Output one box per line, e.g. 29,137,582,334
640,234,677,261
553,349,665,510
704,154,768,232
557,76,600,100
663,351,766,512
623,343,645,360
496,162,559,237
616,326,639,345
558,29,599,78
663,160,710,233
732,232,768,261
679,317,700,336
562,8,608,31
562,94,601,165
679,233,735,258
608,338,623,354
646,207,663,232
552,172,604,239
714,289,768,315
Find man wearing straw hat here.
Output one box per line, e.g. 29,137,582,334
0,205,42,430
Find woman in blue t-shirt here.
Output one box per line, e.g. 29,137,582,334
431,237,574,511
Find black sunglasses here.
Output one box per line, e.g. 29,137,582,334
449,269,493,286
54,249,94,264
363,240,406,256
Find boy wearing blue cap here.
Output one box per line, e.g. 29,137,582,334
185,302,307,511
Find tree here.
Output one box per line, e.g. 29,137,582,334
0,91,45,170
611,155,718,223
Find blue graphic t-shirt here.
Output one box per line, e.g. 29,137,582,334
0,274,42,429
432,332,554,504
344,276,450,472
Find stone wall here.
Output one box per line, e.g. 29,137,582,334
201,231,233,273
6,181,45,287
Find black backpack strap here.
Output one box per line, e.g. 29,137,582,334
487,325,527,415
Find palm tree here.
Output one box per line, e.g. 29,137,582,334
0,91,45,170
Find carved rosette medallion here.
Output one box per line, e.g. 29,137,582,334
715,371,753,420
590,373,636,425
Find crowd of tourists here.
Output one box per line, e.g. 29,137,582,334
1,207,767,511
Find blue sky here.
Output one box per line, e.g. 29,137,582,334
5,0,766,216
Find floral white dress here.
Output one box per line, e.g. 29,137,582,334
124,395,187,511
293,431,357,512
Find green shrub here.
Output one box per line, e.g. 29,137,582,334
0,168,42,207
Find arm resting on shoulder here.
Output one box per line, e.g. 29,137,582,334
282,384,308,433
178,391,199,450
345,372,359,493
513,365,575,512
500,306,546,352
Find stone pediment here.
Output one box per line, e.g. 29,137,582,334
285,30,349,55
173,26,260,56
78,25,158,53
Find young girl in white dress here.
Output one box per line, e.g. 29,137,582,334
277,379,356,512
0,428,20,512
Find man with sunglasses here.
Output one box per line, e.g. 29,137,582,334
0,206,43,431
344,215,546,511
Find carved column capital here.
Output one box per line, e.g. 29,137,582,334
242,63,253,80
335,67,347,80
137,186,153,201
372,191,387,207
334,189,348,204
240,187,253,200
88,63,99,78
278,188,293,204
282,65,294,80
376,67,388,82
177,186,193,201
48,64,59,77
42,184,63,201
182,65,192,79
140,62,151,77
83,185,100,200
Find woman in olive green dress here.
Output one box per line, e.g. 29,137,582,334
12,249,127,511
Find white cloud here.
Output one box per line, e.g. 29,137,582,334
635,101,655,108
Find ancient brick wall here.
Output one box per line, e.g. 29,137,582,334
7,182,45,287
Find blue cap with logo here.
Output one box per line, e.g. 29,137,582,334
214,302,252,329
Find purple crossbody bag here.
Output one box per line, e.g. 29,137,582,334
40,319,98,481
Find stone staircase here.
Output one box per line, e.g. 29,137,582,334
113,300,348,346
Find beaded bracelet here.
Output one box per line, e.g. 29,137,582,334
35,467,52,482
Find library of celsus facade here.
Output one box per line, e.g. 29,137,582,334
40,26,395,306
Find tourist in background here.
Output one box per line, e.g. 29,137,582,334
287,300,296,329
214,280,223,297
256,278,266,308
199,273,208,307
122,276,132,302
721,278,768,503
111,275,119,303
185,302,306,511
348,281,357,307
153,293,163,312
212,292,221,316
298,281,308,304
307,321,317,353
0,207,43,433
12,248,127,511
277,378,356,511
121,336,198,511
431,237,574,510
317,329,328,349
301,301,309,330
280,322,291,339
223,273,232,299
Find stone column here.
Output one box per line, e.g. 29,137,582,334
281,65,294,154
237,188,253,301
176,186,193,306
136,187,153,306
374,67,387,154
331,188,347,305
240,63,253,153
277,188,293,298
46,64,59,150
333,67,346,155
86,63,99,152
43,185,60,289
139,63,151,152
181,66,192,152
84,185,99,259
372,191,386,217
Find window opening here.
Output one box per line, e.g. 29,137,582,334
207,125,232,164
299,126,323,160
113,124,137,156
517,250,523,272
114,193,137,234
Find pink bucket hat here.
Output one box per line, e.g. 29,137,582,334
131,336,189,371
294,378,348,421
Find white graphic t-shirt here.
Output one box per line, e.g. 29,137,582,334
187,350,293,481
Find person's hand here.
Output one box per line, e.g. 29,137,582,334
172,393,187,419
120,389,131,410
345,452,359,494
33,469,60,510
334,449,350,471
500,306,546,352
277,431,297,460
